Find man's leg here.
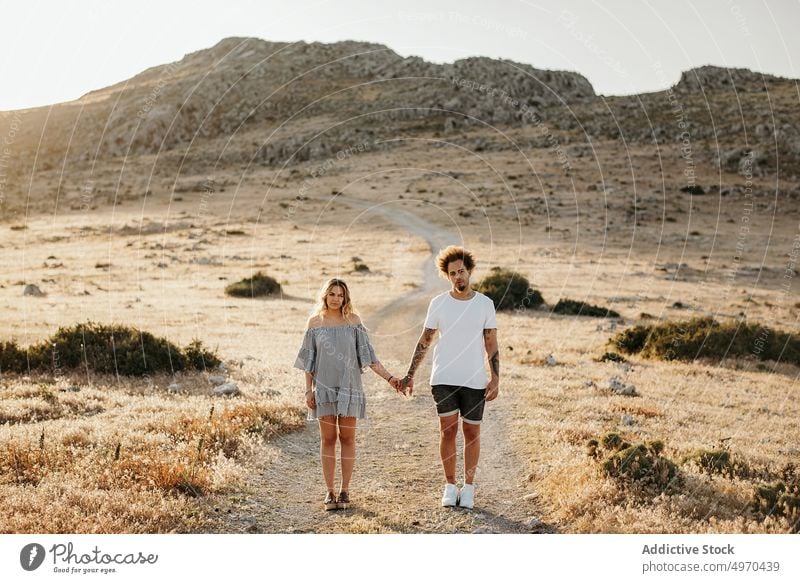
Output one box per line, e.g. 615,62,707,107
460,387,486,486
432,385,461,484
439,412,459,484
462,420,481,485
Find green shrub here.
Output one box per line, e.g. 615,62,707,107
752,464,800,531
0,322,220,377
780,494,800,531
752,482,799,531
681,448,748,479
611,316,800,366
590,434,680,493
597,351,627,363
614,324,650,354
44,322,187,376
602,443,680,491
225,271,281,298
0,340,29,374
476,266,543,312
601,432,625,451
184,338,222,371
753,481,785,515
553,298,620,318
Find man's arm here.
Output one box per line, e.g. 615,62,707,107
483,328,499,401
402,327,437,394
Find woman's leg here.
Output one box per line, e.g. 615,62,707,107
318,416,338,492
337,416,357,492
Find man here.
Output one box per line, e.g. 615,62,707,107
401,246,499,509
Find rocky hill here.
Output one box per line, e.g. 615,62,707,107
1,37,798,217
0,38,592,162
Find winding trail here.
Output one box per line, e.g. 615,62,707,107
199,196,550,533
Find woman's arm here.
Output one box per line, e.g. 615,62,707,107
368,361,401,390
304,372,315,408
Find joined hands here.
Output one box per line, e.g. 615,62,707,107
388,374,414,396
399,375,414,397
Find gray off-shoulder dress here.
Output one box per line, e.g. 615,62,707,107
293,323,378,420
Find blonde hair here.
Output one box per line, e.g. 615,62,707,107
311,278,360,322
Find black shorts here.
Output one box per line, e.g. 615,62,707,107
431,384,487,424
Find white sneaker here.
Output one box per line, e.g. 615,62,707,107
458,484,475,509
441,483,458,507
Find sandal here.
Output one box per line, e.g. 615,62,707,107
324,491,337,511
337,491,350,510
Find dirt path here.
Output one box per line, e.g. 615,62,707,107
198,197,551,533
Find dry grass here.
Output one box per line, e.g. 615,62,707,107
0,190,428,533
2,143,798,533
499,310,800,533
0,382,107,425
0,370,305,533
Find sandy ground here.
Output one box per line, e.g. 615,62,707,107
195,195,544,533
2,142,798,533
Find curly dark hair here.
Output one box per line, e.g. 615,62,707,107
436,246,476,278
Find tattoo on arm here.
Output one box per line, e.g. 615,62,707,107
407,328,436,376
484,328,499,378
489,350,500,377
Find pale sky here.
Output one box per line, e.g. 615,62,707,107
1,0,798,111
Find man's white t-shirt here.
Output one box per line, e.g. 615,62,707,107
423,290,497,390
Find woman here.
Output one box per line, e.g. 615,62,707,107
294,278,403,511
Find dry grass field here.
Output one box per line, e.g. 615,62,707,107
2,108,799,533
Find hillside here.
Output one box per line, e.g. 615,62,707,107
1,37,798,220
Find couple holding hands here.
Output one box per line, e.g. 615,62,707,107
294,246,499,511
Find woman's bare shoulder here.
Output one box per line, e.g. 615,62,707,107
306,315,322,329
346,314,363,325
